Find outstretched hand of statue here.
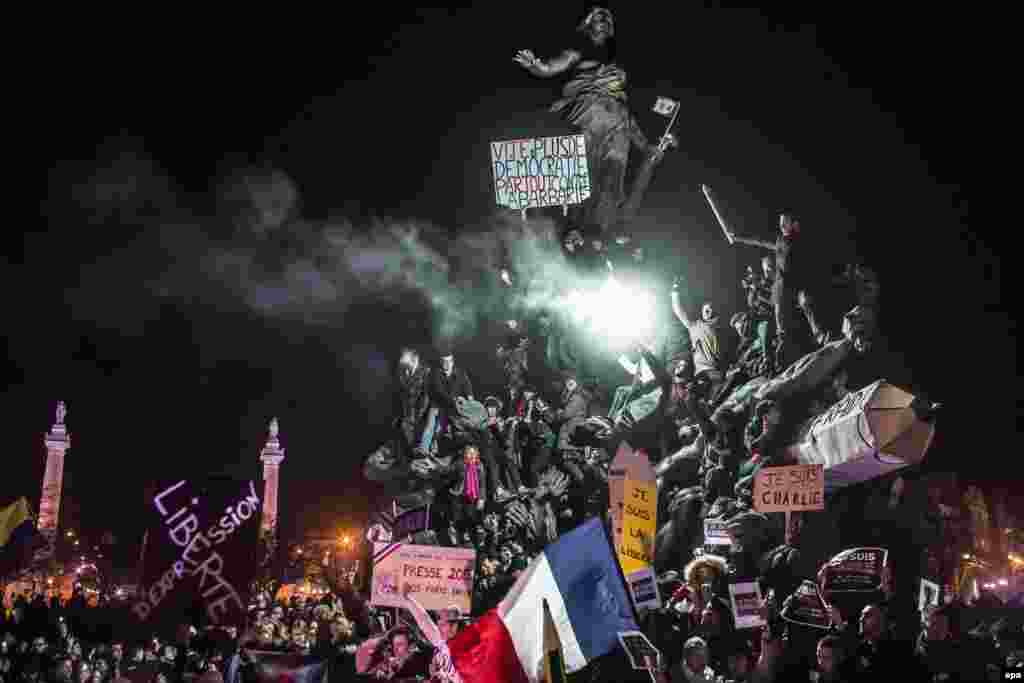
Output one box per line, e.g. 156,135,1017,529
514,50,539,70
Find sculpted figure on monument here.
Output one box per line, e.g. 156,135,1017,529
514,5,673,235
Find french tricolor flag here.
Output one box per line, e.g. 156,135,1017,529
448,518,638,683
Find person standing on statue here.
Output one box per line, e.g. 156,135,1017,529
395,347,431,454
514,5,672,235
724,210,807,370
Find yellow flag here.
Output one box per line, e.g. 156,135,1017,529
0,498,33,549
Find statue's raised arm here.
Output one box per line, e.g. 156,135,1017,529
514,48,581,78
513,5,673,236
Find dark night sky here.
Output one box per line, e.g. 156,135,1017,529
5,6,1000,558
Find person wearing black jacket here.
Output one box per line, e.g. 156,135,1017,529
395,348,431,451
422,349,473,456
429,351,474,418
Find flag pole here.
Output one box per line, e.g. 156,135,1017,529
701,184,735,245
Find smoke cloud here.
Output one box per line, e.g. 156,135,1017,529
61,153,582,347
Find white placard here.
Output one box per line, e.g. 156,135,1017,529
627,566,662,611
704,518,733,546
490,135,591,210
729,581,766,630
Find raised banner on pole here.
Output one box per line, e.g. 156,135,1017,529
491,135,591,210
133,478,262,627
370,543,475,613
753,464,824,514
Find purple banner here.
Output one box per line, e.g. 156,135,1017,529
134,478,262,627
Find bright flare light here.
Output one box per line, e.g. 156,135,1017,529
567,277,655,346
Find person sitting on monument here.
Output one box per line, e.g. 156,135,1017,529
481,395,522,500
423,346,474,457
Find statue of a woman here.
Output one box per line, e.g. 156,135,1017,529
515,6,668,235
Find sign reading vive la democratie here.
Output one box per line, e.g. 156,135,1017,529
134,478,262,627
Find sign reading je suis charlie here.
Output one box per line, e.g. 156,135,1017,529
753,464,824,514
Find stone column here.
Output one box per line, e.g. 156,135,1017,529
260,418,286,541
38,401,71,559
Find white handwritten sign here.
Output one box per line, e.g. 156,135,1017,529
729,581,765,630
703,518,732,546
491,135,591,210
371,543,475,613
627,566,662,611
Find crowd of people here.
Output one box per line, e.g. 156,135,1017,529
4,211,1017,682
355,210,1023,682
1,213,1012,683
4,571,1022,683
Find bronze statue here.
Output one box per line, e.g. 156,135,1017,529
515,6,674,236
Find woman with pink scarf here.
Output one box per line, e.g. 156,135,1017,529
447,445,487,547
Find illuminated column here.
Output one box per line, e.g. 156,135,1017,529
259,417,285,540
38,401,71,549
